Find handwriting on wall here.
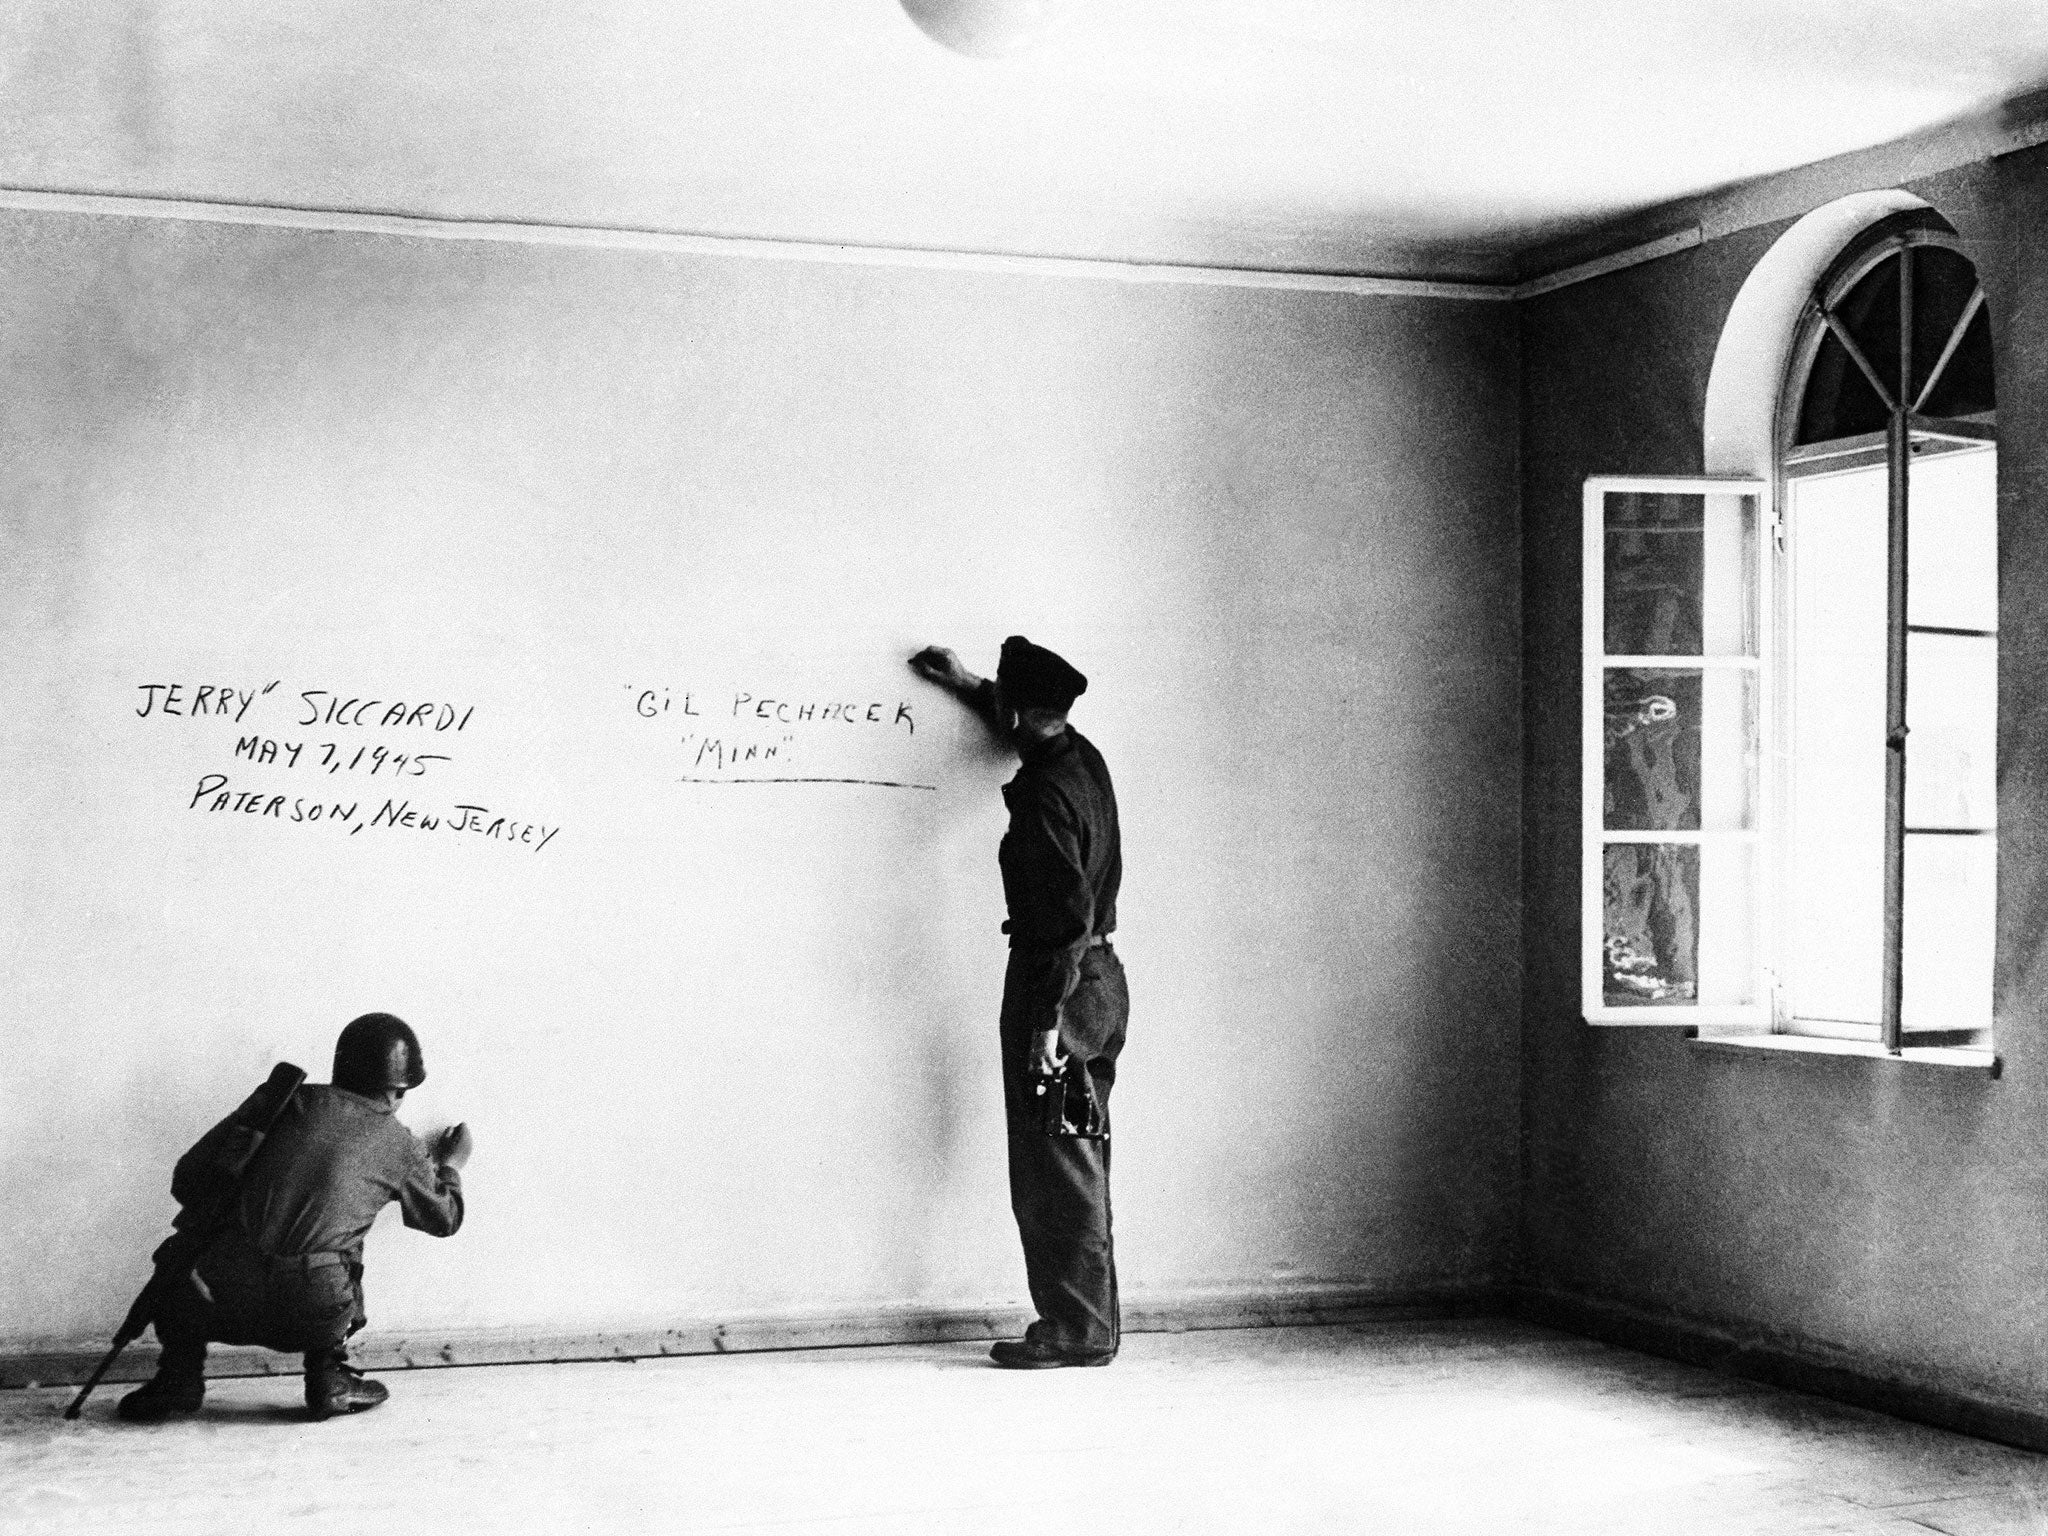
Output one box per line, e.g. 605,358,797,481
627,686,936,790
131,671,941,852
134,679,560,852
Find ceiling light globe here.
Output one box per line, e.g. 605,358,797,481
899,0,1070,59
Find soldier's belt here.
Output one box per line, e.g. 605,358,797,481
256,1250,349,1274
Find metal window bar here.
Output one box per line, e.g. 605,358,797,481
1878,246,1913,1053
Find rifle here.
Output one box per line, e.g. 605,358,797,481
64,1060,306,1419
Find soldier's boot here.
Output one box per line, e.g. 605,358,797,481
117,1336,207,1422
304,1350,389,1421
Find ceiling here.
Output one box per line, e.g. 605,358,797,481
3,1,2046,282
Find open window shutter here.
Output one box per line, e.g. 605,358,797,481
1582,476,1769,1026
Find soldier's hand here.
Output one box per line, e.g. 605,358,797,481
435,1122,474,1170
1028,1028,1067,1079
909,646,978,693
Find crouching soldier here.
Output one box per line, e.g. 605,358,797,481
117,1012,472,1423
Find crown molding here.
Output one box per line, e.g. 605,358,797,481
1515,84,2048,291
0,185,1516,302
4,83,2045,307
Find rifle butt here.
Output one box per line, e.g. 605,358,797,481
61,1339,129,1420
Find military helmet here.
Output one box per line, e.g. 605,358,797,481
332,1012,427,1095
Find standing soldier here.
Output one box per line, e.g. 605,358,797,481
116,1012,472,1422
911,637,1128,1367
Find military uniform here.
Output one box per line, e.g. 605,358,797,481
121,1013,465,1421
151,1084,464,1363
961,641,1127,1362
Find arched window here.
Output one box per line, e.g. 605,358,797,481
1580,203,1997,1056
1776,212,1996,1049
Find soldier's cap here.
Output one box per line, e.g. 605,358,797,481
996,636,1088,713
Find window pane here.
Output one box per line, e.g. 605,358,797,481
1604,843,1698,1006
1605,492,1701,655
1833,253,1903,409
1907,446,1996,633
1906,631,1996,830
1697,840,1758,1007
1918,303,1995,419
1785,465,1887,1026
1901,833,1996,1035
1795,251,1902,445
1909,246,1981,408
1603,841,1755,1008
1796,328,1891,444
1603,490,1755,656
1603,667,1755,832
1786,801,1883,1026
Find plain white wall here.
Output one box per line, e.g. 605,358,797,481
0,212,1522,1346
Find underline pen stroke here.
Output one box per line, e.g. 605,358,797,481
676,776,938,791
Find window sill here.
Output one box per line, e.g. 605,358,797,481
1688,1032,1999,1076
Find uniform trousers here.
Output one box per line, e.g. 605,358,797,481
150,1229,363,1380
999,942,1129,1356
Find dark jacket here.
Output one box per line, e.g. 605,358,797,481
175,1084,463,1262
973,683,1121,1034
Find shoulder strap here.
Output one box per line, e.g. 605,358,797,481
220,1061,308,1178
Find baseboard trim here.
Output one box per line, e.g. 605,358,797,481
1516,1287,2048,1457
18,1281,2048,1457
0,1282,1501,1390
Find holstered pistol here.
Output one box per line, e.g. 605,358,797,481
1033,1061,1108,1140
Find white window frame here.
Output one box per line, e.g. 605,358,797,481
1768,225,1997,1052
1581,474,1772,1027
1770,440,1999,1047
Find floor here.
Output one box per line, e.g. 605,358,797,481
5,1320,2048,1535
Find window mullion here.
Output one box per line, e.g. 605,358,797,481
1900,245,1915,409
1881,408,1910,1054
